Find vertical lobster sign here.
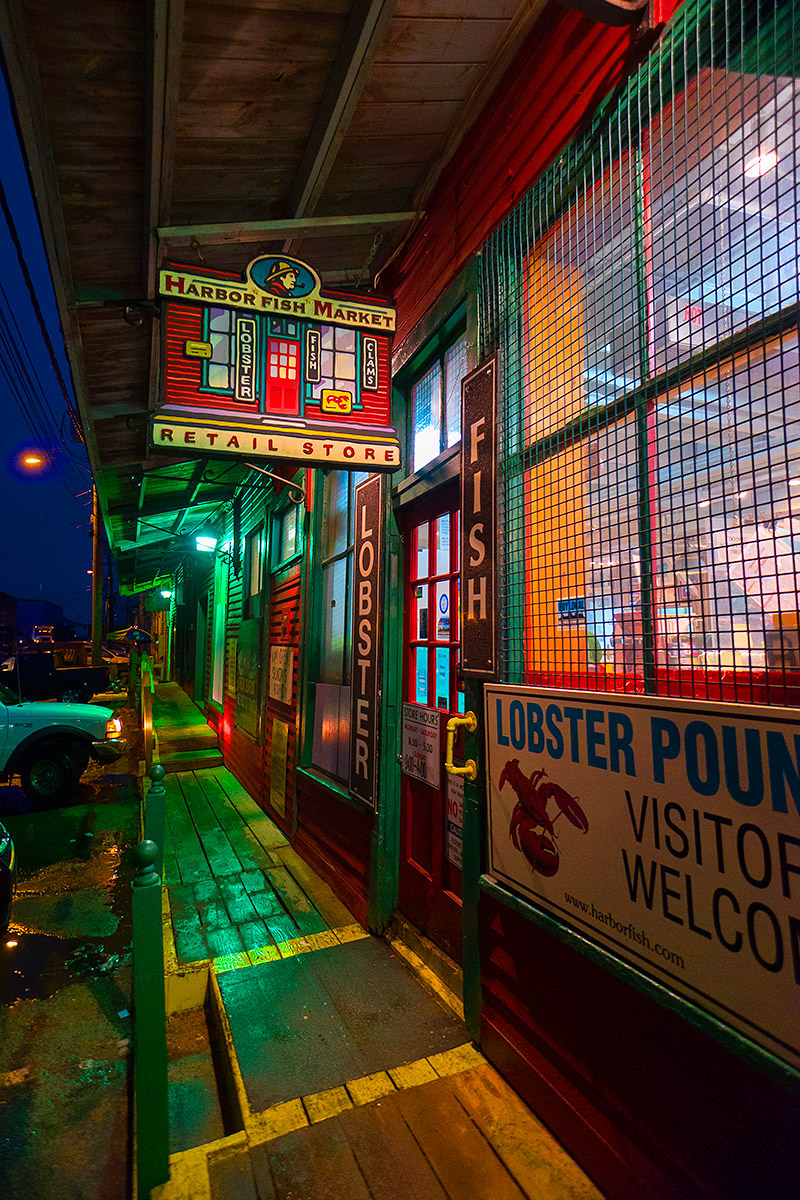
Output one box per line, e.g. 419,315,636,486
350,474,384,807
153,255,401,471
461,355,497,676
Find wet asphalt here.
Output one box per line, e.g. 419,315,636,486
0,702,139,1200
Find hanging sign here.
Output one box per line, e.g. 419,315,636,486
401,703,441,789
461,356,497,676
349,474,384,808
153,255,400,472
485,684,800,1071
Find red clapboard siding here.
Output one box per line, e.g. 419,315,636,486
478,893,798,1200
294,774,372,928
386,3,663,351
222,696,265,802
163,303,206,402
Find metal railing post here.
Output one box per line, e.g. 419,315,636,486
132,838,169,1199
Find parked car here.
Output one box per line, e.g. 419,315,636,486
0,820,15,933
0,649,109,703
0,683,125,802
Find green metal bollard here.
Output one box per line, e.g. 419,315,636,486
144,765,166,882
132,839,169,1199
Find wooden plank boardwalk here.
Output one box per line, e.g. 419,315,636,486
154,754,604,1200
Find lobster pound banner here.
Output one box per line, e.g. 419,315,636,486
485,684,800,1070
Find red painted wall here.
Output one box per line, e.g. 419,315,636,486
480,893,798,1199
384,2,676,353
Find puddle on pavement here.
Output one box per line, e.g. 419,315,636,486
0,774,137,1006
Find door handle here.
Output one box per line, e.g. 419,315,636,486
445,711,478,781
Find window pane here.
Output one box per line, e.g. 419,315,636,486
412,362,442,471
652,335,800,697
208,363,230,389
649,78,800,376
435,648,450,709
321,473,349,558
414,585,429,641
312,683,350,778
415,647,428,704
434,513,450,575
415,522,429,579
434,581,450,641
444,335,468,447
320,558,348,684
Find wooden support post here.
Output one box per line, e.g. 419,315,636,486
144,765,167,886
132,839,169,1199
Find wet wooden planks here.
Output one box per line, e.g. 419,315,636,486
162,766,345,965
206,1064,603,1199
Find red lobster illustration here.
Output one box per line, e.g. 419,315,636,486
499,759,589,878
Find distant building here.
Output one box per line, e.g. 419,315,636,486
16,599,64,639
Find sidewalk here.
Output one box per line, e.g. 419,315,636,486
150,690,603,1200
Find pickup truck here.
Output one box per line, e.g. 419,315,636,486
0,649,109,703
0,684,125,802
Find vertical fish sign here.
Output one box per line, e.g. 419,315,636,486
461,356,497,677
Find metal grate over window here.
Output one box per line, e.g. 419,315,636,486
481,0,800,705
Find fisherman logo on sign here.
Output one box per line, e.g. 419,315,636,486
248,256,317,298
499,759,589,878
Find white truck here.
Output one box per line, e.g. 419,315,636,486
0,683,125,802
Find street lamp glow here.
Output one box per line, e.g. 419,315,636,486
15,447,49,475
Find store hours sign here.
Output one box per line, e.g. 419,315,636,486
485,685,800,1071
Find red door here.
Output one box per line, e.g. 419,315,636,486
265,337,300,414
399,500,465,963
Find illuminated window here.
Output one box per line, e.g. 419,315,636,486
410,333,468,472
206,307,235,391
307,325,357,403
491,48,800,706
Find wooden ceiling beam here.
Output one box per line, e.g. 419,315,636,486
283,0,397,241
157,210,418,249
146,0,185,298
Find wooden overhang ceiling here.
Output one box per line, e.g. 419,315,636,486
1,0,647,592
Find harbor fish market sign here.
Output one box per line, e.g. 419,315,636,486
152,255,401,471
485,685,800,1072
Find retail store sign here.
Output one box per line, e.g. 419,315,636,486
349,475,384,808
153,255,401,472
461,356,497,676
485,685,800,1071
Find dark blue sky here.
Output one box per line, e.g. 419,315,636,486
0,66,94,629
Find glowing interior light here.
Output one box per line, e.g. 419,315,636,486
22,454,44,466
196,535,217,553
744,149,779,178
160,589,173,599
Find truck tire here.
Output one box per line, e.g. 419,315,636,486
59,684,91,704
20,740,81,803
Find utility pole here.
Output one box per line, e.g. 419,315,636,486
91,484,103,665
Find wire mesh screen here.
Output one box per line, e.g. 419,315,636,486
482,0,800,704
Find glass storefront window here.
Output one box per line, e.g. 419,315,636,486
410,333,468,472
508,63,800,703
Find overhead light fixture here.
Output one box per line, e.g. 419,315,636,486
195,533,218,553
160,589,173,599
744,149,779,178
